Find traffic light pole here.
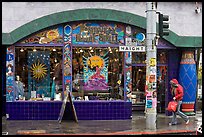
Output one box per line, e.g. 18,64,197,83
145,2,157,130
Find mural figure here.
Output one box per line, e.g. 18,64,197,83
83,52,109,91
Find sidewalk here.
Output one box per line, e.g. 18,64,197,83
2,111,202,135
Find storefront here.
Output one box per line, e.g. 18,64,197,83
3,9,201,120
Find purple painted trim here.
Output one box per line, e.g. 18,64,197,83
157,39,176,49
123,53,127,101
11,100,127,103
131,64,168,67
13,101,63,102
131,64,146,67
157,64,168,66
72,44,120,48
15,44,64,47
13,45,15,84
62,27,65,100
74,100,127,102
157,46,176,50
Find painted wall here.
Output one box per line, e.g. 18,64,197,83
2,2,202,36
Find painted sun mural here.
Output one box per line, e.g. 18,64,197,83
83,51,109,91
28,51,50,96
31,60,48,80
20,26,63,44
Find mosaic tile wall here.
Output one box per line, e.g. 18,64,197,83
6,101,132,120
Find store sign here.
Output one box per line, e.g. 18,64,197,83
72,23,124,45
76,24,117,43
119,46,146,52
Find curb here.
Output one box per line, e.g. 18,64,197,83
25,130,196,135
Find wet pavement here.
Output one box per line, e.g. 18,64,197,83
2,111,202,135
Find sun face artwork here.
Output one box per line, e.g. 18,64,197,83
31,60,48,80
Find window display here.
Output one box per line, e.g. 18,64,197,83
132,52,146,64
72,47,124,100
15,46,63,101
132,66,146,104
157,51,167,64
131,51,168,106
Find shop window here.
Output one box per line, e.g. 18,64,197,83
15,46,63,101
157,51,167,64
132,52,146,64
132,66,146,104
72,47,124,101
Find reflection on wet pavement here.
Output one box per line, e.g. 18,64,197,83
2,118,132,135
2,111,201,135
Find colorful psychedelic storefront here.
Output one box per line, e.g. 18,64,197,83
4,17,199,120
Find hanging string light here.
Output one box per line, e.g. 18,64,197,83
33,47,37,52
54,58,57,63
53,48,56,52
20,47,24,52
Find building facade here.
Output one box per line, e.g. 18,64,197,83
2,2,202,120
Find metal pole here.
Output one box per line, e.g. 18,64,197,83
145,2,157,130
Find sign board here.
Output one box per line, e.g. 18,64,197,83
58,92,78,123
68,92,78,123
119,46,146,52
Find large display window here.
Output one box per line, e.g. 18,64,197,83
72,47,124,100
15,46,63,101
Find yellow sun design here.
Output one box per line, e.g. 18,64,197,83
31,61,47,80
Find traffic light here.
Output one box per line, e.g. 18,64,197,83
159,13,169,37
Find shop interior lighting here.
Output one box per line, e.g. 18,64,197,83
90,49,94,53
33,47,37,52
20,48,24,52
115,49,118,52
53,47,56,51
80,49,83,53
54,58,57,63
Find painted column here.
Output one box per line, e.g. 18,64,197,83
124,26,132,102
6,46,15,101
178,50,197,115
63,25,72,99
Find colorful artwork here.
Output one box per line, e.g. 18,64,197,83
146,99,153,108
125,26,132,102
20,26,63,44
63,25,72,92
6,46,15,101
83,52,109,91
132,27,146,46
179,51,197,115
28,51,50,97
30,60,48,80
72,22,125,45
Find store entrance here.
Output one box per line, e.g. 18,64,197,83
157,66,167,113
131,66,167,113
